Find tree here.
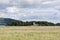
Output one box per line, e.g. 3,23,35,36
56,23,60,26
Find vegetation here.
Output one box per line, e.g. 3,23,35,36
0,18,60,26
0,27,60,40
6,20,60,26
6,21,33,26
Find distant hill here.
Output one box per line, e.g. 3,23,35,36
0,18,16,26
0,18,60,26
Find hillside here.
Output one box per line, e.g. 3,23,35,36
0,18,60,26
0,18,15,26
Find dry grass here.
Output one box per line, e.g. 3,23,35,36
0,26,60,40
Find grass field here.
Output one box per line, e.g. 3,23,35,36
0,26,60,40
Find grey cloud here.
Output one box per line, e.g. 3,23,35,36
0,0,60,23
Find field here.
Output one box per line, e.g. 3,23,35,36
0,26,60,40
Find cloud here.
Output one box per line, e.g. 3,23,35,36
42,1,56,4
0,0,10,4
6,6,19,13
0,0,60,23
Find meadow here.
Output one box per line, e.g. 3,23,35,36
0,26,60,40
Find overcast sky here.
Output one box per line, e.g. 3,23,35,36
0,0,60,23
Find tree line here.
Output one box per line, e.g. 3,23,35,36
6,20,60,26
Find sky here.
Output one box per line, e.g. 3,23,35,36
0,0,60,23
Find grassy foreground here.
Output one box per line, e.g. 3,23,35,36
0,26,60,40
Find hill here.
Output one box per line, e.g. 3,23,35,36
0,18,60,26
0,18,16,26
